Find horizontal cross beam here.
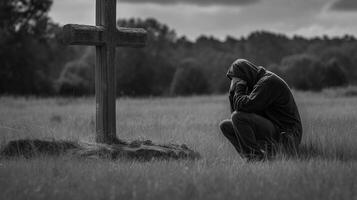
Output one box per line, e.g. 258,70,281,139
61,24,147,47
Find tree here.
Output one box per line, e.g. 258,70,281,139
319,47,356,84
56,51,94,96
266,63,284,78
115,49,155,96
0,0,53,38
116,18,177,96
0,0,55,95
280,54,325,91
322,59,348,88
170,59,209,96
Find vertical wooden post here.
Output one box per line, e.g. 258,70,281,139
95,0,117,144
61,0,146,144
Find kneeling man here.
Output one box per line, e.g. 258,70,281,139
220,59,302,161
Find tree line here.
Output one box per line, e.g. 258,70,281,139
1,0,356,96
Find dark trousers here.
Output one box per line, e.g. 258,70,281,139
219,111,279,158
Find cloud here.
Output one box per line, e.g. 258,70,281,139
50,0,357,40
290,24,357,37
50,1,95,25
118,0,260,6
331,0,357,11
114,1,330,39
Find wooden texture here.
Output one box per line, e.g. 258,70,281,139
60,0,147,144
61,24,147,47
114,27,147,47
61,24,105,46
95,0,117,144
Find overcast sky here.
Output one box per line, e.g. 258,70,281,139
50,0,357,40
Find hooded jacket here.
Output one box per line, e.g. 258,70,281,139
227,59,303,143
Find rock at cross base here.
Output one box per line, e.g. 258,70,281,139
0,139,201,161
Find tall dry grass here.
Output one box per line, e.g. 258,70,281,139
0,92,356,200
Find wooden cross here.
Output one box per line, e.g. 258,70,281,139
61,0,147,144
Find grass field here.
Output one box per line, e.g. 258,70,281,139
0,92,356,200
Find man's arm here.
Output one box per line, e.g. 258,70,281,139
232,79,277,113
229,90,235,113
229,78,247,113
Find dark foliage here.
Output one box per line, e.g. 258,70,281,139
322,59,348,88
0,0,82,95
170,59,209,96
57,59,94,96
280,55,325,91
0,1,356,96
279,54,348,91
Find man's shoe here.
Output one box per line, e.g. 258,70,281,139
246,149,267,162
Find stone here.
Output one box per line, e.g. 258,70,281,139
0,139,200,161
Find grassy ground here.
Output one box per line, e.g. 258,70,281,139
0,92,356,200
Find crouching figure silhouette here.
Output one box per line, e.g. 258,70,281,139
219,59,302,161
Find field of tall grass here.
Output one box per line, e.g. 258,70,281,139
0,91,356,200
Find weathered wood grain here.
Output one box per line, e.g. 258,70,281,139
114,27,147,47
95,0,117,144
60,0,147,144
61,24,105,46
61,24,147,47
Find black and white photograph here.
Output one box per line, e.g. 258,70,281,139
0,0,356,199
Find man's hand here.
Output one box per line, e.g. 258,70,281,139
230,77,247,93
229,77,247,113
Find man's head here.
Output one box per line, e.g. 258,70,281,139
226,59,266,91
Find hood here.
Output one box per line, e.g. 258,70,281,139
226,59,266,90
